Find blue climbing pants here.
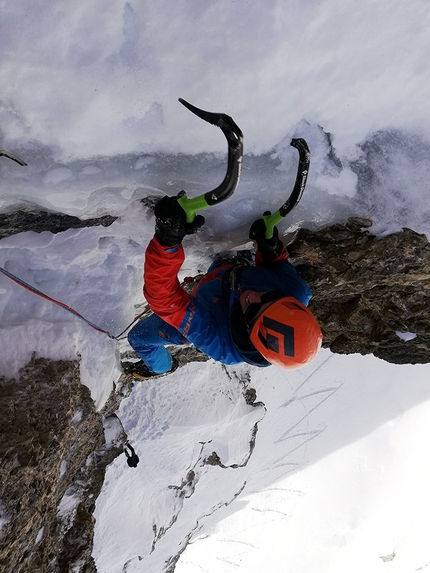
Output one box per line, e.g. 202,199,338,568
127,313,187,374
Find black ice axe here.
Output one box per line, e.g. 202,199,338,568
176,98,243,222
0,150,27,166
262,138,310,238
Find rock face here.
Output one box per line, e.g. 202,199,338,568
289,217,430,364
0,356,125,573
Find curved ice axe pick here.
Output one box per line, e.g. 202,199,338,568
263,138,310,239
0,150,27,166
176,98,243,222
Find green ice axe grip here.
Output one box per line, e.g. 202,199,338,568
263,138,310,239
263,210,284,240
177,193,210,223
176,98,243,223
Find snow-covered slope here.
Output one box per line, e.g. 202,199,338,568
93,353,430,573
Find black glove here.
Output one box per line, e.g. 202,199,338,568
154,191,205,246
249,214,283,260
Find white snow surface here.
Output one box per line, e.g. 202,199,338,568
1,1,430,571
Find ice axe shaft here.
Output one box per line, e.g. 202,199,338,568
263,138,310,239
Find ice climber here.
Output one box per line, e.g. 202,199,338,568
125,192,322,379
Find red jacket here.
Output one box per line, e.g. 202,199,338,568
143,236,313,366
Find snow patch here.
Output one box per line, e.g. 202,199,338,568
103,414,124,449
57,490,80,518
80,165,102,176
0,502,9,532
43,167,74,186
72,409,83,423
396,331,417,342
134,156,156,170
59,460,67,479
35,527,44,544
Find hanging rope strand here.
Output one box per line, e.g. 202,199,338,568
0,266,151,340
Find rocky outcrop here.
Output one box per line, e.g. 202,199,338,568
0,208,116,240
289,217,430,364
0,356,125,573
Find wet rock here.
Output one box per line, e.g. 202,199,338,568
0,356,124,573
288,217,430,364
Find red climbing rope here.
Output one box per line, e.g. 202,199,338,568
0,266,152,339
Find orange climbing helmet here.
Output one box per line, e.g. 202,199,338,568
249,296,322,369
